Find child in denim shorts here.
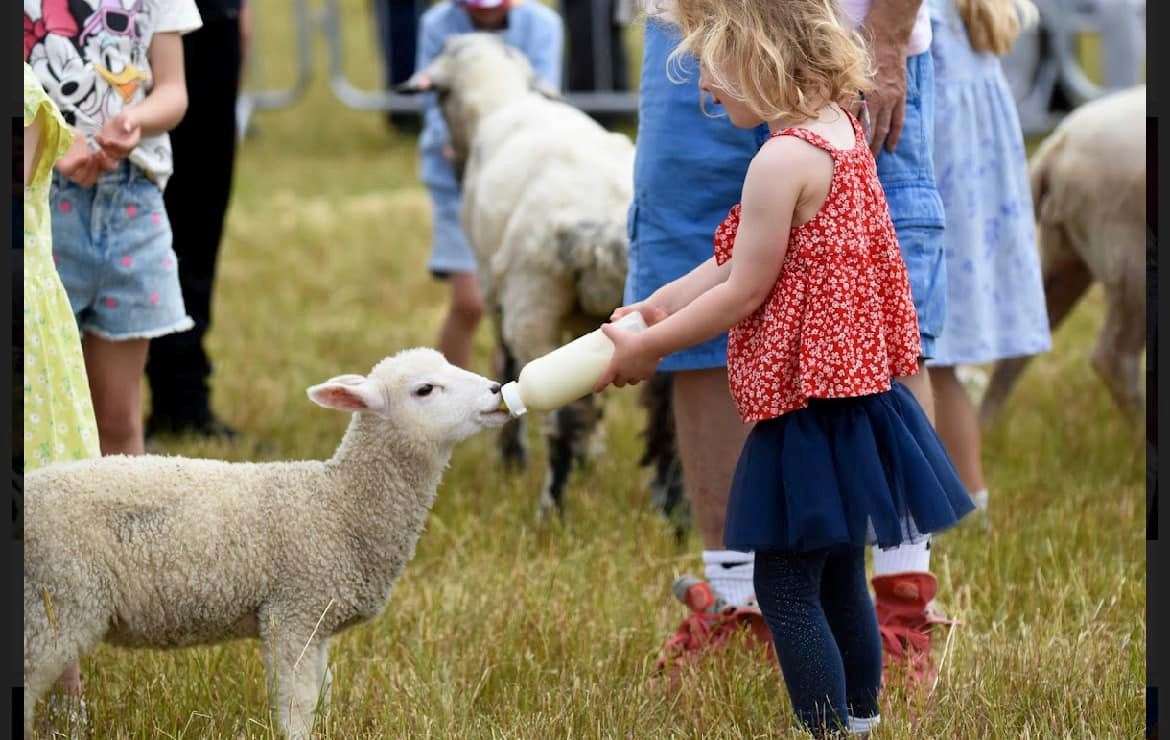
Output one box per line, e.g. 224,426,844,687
25,0,203,455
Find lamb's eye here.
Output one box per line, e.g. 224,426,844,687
414,384,434,398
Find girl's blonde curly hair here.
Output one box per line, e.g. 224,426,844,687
658,0,872,123
957,0,1039,55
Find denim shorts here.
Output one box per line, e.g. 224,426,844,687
427,183,478,278
875,52,948,360
50,163,194,341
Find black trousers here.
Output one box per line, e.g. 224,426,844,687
562,0,628,92
145,17,242,422
372,0,423,87
754,548,882,736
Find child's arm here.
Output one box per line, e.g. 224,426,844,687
24,113,42,187
595,139,815,389
95,32,189,159
613,258,732,324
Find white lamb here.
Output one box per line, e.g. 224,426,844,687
399,34,681,516
24,349,509,739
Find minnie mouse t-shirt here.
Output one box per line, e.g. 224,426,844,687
23,0,202,189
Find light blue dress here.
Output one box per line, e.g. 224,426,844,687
926,0,1052,366
416,1,564,275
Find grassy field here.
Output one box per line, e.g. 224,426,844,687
35,2,1145,737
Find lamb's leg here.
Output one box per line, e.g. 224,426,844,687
24,579,105,734
1092,272,1146,419
641,373,688,534
539,396,598,517
981,226,1092,427
260,617,327,740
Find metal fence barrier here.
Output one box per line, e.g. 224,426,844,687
236,0,1143,135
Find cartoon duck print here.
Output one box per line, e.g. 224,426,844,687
80,0,149,105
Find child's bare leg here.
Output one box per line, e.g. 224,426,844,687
436,272,484,371
82,335,149,455
896,360,935,424
929,366,986,495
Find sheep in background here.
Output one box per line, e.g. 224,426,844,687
399,34,682,518
24,349,509,739
981,85,1146,424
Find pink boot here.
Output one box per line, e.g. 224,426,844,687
872,571,956,687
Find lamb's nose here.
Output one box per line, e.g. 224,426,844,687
489,383,501,395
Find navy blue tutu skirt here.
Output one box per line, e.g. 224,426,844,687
724,383,975,552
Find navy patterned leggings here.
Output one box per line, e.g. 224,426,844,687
754,547,883,736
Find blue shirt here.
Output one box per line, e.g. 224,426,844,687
416,1,565,190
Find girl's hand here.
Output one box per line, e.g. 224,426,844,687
610,303,668,326
95,111,142,160
55,135,114,187
593,324,661,392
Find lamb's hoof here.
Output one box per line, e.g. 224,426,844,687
535,487,563,523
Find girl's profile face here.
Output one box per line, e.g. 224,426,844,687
699,65,764,129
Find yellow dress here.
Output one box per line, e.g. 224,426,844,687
23,64,100,471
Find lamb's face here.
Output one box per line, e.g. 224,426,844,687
308,349,509,445
395,34,550,181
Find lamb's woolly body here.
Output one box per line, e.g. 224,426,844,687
457,70,635,355
24,348,505,738
25,420,443,650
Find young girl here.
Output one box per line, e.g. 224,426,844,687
595,0,974,733
926,0,1050,514
23,61,102,733
24,0,202,455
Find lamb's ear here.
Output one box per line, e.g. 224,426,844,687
394,71,434,94
532,79,562,101
307,375,386,413
395,68,451,95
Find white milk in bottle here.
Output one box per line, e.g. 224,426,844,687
499,311,649,416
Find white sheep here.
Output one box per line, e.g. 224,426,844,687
981,85,1146,423
399,34,681,517
23,349,509,739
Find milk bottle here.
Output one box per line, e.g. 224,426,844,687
499,311,649,417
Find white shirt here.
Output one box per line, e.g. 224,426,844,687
836,0,933,57
25,0,204,189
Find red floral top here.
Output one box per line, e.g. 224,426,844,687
714,113,921,422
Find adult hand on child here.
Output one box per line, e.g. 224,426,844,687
593,324,660,392
95,111,142,161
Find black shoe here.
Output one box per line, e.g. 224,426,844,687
385,111,422,135
146,412,240,441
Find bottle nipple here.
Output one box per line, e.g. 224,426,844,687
500,381,527,417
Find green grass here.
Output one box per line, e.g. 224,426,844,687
35,3,1144,737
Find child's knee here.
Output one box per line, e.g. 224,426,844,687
450,283,485,325
95,404,143,444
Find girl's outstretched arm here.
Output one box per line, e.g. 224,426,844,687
596,138,820,389
613,257,732,324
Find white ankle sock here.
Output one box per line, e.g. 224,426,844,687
972,489,989,511
872,536,931,576
703,550,755,607
848,714,880,735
